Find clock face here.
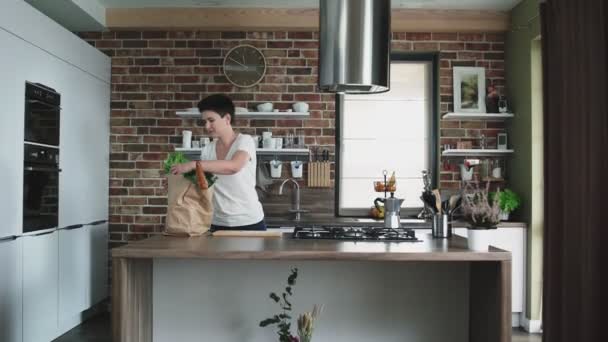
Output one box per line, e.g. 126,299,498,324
223,45,267,88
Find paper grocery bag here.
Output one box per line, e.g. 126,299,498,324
164,174,214,237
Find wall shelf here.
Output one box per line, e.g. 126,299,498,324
442,149,514,157
442,113,514,120
174,147,309,161
176,110,309,119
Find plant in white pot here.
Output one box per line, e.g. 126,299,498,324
490,189,521,221
462,183,501,251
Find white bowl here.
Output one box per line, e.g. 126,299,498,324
292,102,309,112
257,102,273,112
235,107,248,113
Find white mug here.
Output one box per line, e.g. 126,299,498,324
200,137,211,147
262,131,272,140
492,167,502,179
262,138,274,149
182,130,192,149
274,137,283,149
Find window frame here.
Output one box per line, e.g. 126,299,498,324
334,52,440,217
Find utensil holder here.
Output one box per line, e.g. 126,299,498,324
432,213,452,238
270,160,282,178
291,161,303,178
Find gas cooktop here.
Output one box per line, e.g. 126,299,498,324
292,226,420,242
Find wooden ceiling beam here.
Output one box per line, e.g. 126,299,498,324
106,8,509,32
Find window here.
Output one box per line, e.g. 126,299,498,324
336,54,438,216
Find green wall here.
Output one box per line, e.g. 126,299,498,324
506,0,542,322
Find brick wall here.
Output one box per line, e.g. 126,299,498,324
78,30,506,244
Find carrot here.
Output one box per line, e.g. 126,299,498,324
195,161,209,190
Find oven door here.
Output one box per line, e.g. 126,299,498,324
24,100,60,146
23,164,60,233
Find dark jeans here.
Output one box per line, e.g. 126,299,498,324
210,219,267,232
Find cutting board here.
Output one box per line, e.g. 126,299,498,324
211,230,283,237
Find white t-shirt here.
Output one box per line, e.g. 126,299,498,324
201,133,264,227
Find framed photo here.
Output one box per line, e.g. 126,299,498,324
453,67,486,113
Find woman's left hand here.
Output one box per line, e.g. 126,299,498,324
170,161,195,175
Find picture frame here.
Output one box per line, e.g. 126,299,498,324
453,67,486,113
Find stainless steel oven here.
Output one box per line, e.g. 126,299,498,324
25,82,60,147
23,82,61,233
23,144,60,232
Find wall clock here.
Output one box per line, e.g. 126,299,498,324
223,44,267,88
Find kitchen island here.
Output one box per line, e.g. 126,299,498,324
112,233,511,342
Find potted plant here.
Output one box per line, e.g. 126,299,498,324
461,183,501,251
491,189,521,221
260,268,323,342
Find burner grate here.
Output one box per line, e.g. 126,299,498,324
293,225,419,242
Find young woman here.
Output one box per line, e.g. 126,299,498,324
170,94,266,231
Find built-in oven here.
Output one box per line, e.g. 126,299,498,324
23,144,60,233
25,82,60,147
23,81,61,233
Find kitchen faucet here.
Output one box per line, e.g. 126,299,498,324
278,178,309,221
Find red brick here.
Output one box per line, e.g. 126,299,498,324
432,33,458,41
458,33,484,41
465,43,491,51
406,32,432,40
414,42,439,51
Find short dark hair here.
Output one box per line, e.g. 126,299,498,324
197,94,236,121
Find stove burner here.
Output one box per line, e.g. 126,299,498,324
343,229,365,238
292,225,419,242
299,231,324,238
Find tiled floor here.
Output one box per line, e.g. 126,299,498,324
53,312,542,342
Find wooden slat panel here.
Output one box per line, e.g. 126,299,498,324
106,8,509,32
112,258,152,342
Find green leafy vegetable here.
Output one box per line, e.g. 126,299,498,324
490,188,521,213
163,152,217,187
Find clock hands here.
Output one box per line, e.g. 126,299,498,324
228,57,248,70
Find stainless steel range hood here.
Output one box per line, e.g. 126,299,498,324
319,0,391,94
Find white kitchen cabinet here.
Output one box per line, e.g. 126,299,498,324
0,29,25,238
0,237,23,342
58,61,110,227
88,222,109,305
58,226,89,324
22,230,59,342
453,226,526,322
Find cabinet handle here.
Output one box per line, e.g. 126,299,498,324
0,235,18,243
61,224,84,230
87,220,107,226
31,230,54,237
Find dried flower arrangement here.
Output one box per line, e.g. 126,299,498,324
260,268,323,342
461,182,501,229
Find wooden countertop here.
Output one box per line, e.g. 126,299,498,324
111,233,510,261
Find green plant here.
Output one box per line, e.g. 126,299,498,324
260,269,323,342
462,182,501,229
163,152,216,187
491,189,521,213
260,268,299,342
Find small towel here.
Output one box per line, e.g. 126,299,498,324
256,162,274,191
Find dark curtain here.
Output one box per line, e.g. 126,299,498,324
542,1,608,342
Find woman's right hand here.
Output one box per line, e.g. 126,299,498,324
170,161,195,175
